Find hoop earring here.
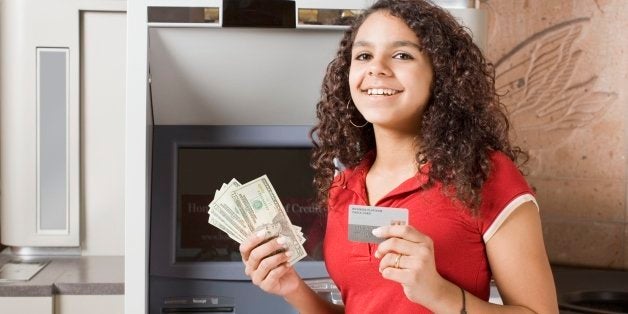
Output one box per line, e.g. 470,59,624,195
346,99,369,128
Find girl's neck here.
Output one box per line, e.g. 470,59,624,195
371,126,421,174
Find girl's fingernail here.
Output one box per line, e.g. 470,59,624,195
372,227,384,237
256,230,267,238
285,250,293,257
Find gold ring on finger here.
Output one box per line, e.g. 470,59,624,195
394,253,402,269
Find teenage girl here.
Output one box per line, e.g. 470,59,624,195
240,0,559,313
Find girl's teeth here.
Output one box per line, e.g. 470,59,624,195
367,88,398,95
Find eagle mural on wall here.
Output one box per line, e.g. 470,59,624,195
494,17,617,171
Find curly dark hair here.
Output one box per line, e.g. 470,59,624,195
310,0,526,215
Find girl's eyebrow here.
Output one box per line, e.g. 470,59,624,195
353,40,373,48
392,40,422,50
353,40,421,50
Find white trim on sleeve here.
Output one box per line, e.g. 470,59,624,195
482,194,538,243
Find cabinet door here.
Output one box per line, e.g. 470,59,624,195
55,295,124,314
0,296,54,314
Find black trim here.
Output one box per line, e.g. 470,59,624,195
223,0,295,28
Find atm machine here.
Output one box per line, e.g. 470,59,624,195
124,1,486,313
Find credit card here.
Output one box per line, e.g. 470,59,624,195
348,205,408,243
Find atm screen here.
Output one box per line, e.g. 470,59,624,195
176,147,326,263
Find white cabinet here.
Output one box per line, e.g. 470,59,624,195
0,0,126,254
0,297,54,314
0,0,80,248
0,295,123,314
55,295,124,314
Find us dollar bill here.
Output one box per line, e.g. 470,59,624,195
208,213,245,243
210,179,251,237
230,175,307,264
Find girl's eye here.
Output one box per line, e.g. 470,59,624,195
393,52,414,60
354,53,371,61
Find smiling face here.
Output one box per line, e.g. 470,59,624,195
349,10,434,132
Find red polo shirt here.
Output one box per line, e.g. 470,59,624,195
323,151,536,313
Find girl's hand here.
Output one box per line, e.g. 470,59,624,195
373,225,449,306
239,231,302,297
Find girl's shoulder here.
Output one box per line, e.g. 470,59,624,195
485,150,526,186
488,149,516,166
480,150,534,212
479,150,535,241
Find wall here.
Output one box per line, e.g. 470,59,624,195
80,11,126,256
0,0,4,252
483,0,627,269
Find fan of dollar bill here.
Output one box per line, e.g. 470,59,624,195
208,175,307,265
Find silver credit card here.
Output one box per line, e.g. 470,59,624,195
348,205,408,243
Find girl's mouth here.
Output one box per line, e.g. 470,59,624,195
363,88,402,96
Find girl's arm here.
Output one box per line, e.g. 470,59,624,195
373,201,558,313
428,201,559,313
478,200,558,313
240,233,345,314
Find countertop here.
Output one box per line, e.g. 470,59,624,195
0,254,626,311
0,254,123,297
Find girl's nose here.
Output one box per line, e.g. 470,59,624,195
368,57,392,77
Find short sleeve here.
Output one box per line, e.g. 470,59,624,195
479,152,538,243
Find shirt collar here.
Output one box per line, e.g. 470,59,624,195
342,151,430,205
